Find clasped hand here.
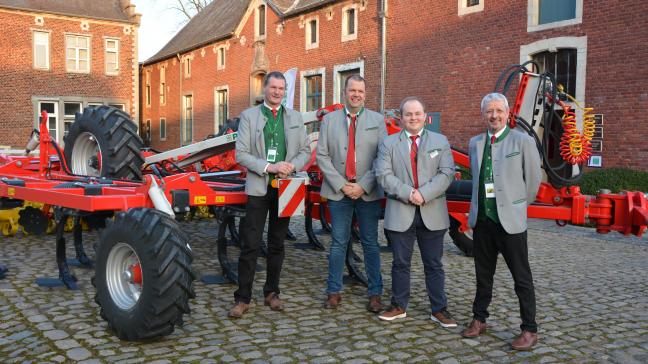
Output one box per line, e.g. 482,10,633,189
342,182,364,200
267,161,295,178
409,189,425,206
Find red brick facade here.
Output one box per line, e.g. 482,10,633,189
0,3,139,148
142,0,648,171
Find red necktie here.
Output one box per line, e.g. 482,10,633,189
345,115,357,181
271,108,277,118
490,135,496,145
410,135,419,189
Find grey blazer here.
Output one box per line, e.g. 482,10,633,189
467,128,542,234
375,130,455,232
235,105,310,197
316,108,387,201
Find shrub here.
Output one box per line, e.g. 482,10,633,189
578,168,648,195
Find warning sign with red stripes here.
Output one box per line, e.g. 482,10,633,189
278,177,306,218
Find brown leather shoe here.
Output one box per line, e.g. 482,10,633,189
367,295,383,313
461,319,487,338
511,330,538,351
378,306,406,321
431,309,458,328
264,292,284,311
324,293,341,309
228,302,249,318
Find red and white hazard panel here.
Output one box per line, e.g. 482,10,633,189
278,176,308,218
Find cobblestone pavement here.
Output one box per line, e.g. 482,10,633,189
0,216,647,363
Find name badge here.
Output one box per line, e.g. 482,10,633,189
485,182,495,198
267,147,277,163
429,150,439,159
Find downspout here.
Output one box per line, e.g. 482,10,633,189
380,0,388,112
177,53,182,146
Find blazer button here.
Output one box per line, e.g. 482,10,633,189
344,147,347,150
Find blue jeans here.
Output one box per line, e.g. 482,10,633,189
385,209,447,312
326,197,383,296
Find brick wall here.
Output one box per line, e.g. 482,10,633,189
0,8,137,147
142,0,648,171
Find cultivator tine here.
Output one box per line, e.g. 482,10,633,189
345,239,367,287
319,203,331,233
71,216,93,268
303,200,325,250
55,215,78,290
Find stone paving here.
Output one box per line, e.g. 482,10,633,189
0,216,647,363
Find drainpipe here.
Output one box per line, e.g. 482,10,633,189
380,0,388,112
177,53,182,146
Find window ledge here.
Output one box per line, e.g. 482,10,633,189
527,17,582,32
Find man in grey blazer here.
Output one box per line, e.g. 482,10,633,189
461,93,542,351
229,71,310,318
375,96,457,327
316,75,386,312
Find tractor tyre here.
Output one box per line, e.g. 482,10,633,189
93,208,195,341
64,106,144,180
449,216,474,257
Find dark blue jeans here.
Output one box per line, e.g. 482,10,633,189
385,209,448,312
326,197,383,296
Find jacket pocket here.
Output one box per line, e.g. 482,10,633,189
512,198,526,205
506,151,520,158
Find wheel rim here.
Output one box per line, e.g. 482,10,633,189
106,243,143,310
71,131,102,176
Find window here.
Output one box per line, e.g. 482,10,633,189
159,118,167,141
305,17,319,49
255,4,266,40
217,47,226,70
38,101,58,142
300,68,325,113
160,67,166,105
532,49,577,96
182,95,193,145
458,0,483,15
63,102,82,138
250,72,266,105
33,31,50,70
215,88,228,132
105,38,119,75
65,35,90,73
109,104,125,111
145,70,151,107
144,119,151,143
333,61,364,103
341,6,358,41
184,58,192,78
528,0,582,32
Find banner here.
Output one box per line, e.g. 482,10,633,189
283,68,298,109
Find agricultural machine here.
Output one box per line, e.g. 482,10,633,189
0,62,646,341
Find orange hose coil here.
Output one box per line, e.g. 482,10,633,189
556,90,596,165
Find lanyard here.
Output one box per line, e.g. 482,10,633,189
267,107,283,147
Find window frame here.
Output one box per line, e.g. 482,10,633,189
37,100,59,142
299,68,326,113
184,57,192,78
63,102,83,139
159,66,166,105
145,69,151,107
217,46,226,70
182,94,194,146
33,30,50,70
65,34,91,73
159,117,167,141
104,37,119,75
520,36,588,124
458,0,484,16
527,0,583,32
341,5,358,42
214,86,229,133
333,61,364,104
255,3,267,41
305,16,319,50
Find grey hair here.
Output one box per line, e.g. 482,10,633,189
263,71,286,87
480,93,509,114
344,74,366,90
399,96,426,115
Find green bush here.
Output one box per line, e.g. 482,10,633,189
578,168,648,195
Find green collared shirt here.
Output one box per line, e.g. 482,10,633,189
261,105,287,183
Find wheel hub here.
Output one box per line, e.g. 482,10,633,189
106,243,143,310
70,132,102,176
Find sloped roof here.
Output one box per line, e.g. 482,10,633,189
144,0,249,64
270,0,336,17
0,0,134,23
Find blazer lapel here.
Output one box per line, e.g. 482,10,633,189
255,106,267,156
474,133,486,176
397,131,414,185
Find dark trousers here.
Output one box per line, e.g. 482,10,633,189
472,218,537,332
234,188,290,304
385,209,448,312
